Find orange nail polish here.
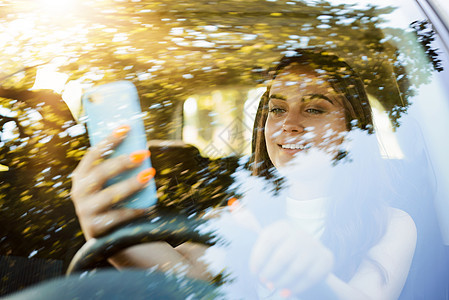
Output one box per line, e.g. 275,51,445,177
137,168,156,184
227,197,238,206
227,197,240,212
129,150,151,164
112,125,130,138
280,289,292,298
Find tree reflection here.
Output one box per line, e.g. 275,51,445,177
0,0,444,294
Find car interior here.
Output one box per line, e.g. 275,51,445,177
0,0,448,298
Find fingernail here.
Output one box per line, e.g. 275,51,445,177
129,150,151,164
227,197,238,206
280,289,292,298
112,125,130,138
137,168,156,184
227,197,240,212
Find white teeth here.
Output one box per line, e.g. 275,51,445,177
281,144,305,150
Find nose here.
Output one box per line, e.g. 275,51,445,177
282,111,304,133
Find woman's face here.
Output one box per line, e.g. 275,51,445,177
265,65,347,169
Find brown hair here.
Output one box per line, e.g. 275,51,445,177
249,49,388,281
250,49,373,178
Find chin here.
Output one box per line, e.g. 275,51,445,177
276,149,337,181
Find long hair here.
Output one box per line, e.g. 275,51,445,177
249,49,388,281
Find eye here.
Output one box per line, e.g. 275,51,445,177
269,107,286,114
305,108,324,115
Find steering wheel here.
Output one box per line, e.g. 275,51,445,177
65,211,340,300
8,269,219,299
66,211,215,275
4,212,219,299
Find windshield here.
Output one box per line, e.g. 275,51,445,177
1,0,448,298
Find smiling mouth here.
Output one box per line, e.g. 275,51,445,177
279,143,310,150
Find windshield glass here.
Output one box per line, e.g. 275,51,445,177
1,0,448,298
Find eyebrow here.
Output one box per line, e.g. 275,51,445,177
269,94,287,100
269,93,334,104
306,93,334,104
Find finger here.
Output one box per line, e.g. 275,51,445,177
86,208,149,238
75,124,130,175
92,168,155,213
250,222,290,275
259,237,298,282
88,152,141,189
273,247,315,290
290,249,333,295
73,150,151,198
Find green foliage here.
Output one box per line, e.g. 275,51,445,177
1,0,442,129
0,88,87,269
0,0,443,280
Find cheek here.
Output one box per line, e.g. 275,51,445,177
264,118,281,161
313,115,347,142
264,117,282,141
332,115,347,136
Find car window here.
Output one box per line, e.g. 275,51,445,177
0,0,448,298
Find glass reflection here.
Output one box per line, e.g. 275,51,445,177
0,0,447,298
201,50,415,299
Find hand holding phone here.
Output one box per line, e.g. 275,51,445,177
82,81,157,209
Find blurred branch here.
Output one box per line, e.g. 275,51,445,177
0,87,75,124
0,62,49,83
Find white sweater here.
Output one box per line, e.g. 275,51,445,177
285,196,328,239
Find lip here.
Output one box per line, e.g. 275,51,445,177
277,143,308,155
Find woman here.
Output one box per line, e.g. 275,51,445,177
70,49,416,299
244,49,416,299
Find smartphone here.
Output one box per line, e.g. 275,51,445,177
82,81,157,209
